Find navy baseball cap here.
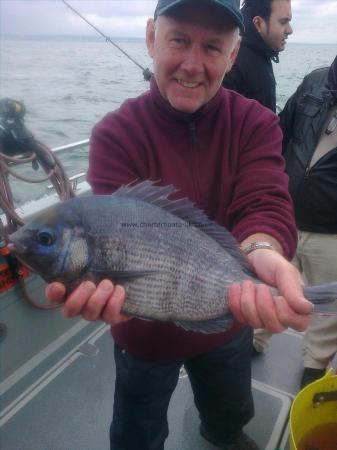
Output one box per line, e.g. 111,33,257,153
154,0,244,31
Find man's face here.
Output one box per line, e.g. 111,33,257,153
257,0,293,52
146,6,240,114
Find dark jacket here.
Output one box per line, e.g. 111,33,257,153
280,56,337,233
222,10,279,112
87,77,297,361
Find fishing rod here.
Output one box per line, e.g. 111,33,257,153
62,0,152,81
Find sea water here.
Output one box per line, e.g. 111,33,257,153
0,37,336,204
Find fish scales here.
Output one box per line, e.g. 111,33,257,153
8,183,246,329
121,241,235,320
10,181,337,334
91,199,242,321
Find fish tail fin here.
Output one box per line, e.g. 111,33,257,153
303,282,337,314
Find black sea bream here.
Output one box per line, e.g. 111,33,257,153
8,181,337,333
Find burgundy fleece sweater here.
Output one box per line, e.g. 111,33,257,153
86,77,296,360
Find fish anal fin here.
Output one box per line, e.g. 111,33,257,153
174,315,233,334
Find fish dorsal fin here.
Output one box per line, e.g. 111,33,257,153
113,180,254,275
114,179,176,205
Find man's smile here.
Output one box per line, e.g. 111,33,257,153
176,79,202,88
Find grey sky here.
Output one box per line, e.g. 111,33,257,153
1,0,337,44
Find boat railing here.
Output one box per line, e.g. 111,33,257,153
51,138,89,155
0,139,91,224
50,139,89,191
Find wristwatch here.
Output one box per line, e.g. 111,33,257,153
242,241,273,255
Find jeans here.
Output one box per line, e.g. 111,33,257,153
110,327,254,450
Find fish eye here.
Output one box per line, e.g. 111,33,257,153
37,231,54,246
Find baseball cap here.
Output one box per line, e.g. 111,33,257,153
154,0,244,31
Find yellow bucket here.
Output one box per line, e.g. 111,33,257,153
290,368,337,450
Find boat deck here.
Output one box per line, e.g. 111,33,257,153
1,314,323,450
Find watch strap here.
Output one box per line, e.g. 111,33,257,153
242,241,273,255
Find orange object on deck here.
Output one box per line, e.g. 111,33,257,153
0,261,29,294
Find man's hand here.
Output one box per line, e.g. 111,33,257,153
227,249,313,332
45,280,129,325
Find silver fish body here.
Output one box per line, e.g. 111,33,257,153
8,181,337,333
9,182,254,332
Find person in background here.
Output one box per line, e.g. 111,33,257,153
223,0,292,112
254,56,337,388
46,1,313,449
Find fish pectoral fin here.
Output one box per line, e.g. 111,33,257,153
174,315,233,334
91,269,161,283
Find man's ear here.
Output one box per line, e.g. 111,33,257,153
146,18,155,58
252,15,265,34
227,38,241,73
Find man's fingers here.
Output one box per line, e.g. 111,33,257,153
227,283,245,323
256,285,285,333
240,281,263,329
46,279,129,326
228,281,305,332
274,296,310,331
276,269,313,315
101,285,129,325
82,280,115,321
45,282,67,304
62,281,96,318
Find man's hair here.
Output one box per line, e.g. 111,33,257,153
242,0,274,22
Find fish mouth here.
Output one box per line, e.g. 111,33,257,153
7,236,27,255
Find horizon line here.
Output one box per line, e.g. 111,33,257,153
1,34,336,45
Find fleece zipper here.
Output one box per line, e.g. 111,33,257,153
188,120,203,206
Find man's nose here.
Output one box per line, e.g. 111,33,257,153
286,23,293,35
181,46,204,73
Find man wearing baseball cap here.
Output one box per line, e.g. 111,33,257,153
154,0,245,29
47,1,312,449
